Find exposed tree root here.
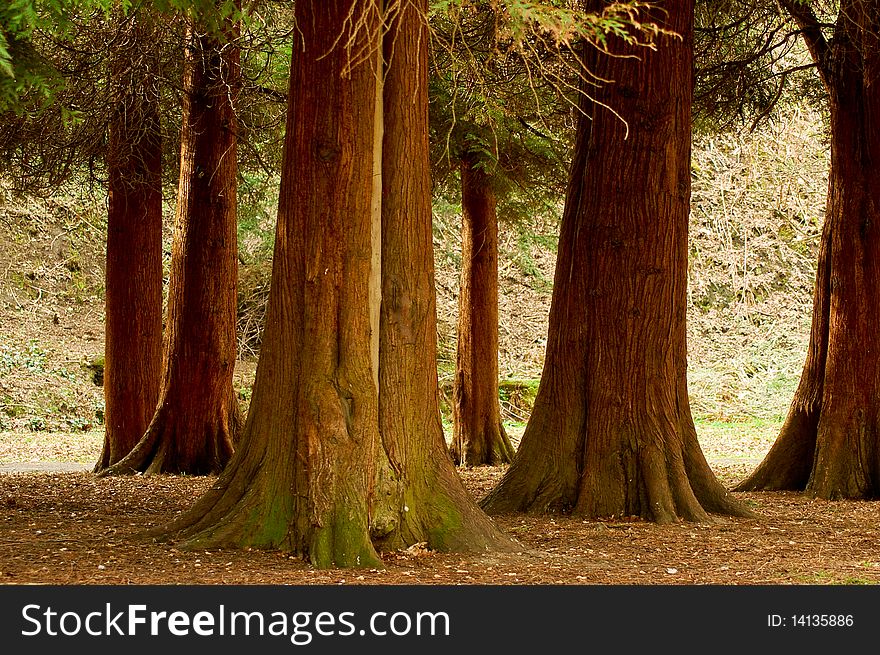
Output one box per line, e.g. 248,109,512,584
96,396,238,476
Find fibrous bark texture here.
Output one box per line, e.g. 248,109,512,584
159,0,514,566
97,10,163,472
373,0,516,552
158,1,389,568
451,159,515,467
481,0,750,523
100,16,241,476
735,1,880,499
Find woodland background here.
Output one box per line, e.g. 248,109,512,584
3,0,878,584
0,103,825,459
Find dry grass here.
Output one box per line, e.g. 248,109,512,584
1,105,828,447
0,430,102,465
688,104,828,421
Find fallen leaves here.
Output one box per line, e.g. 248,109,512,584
1,465,880,585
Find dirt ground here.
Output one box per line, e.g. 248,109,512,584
3,179,876,587
2,459,879,586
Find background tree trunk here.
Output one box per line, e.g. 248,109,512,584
100,16,241,476
482,0,749,522
736,1,880,499
451,158,514,466
158,0,384,567
96,10,163,471
373,0,516,552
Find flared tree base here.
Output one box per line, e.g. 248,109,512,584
155,451,383,568
735,407,880,500
452,419,516,467
372,454,520,554
483,419,754,523
96,397,239,476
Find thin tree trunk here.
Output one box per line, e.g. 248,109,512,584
736,1,880,499
482,0,750,522
373,0,516,552
99,16,241,476
96,9,163,471
157,0,384,567
451,159,514,466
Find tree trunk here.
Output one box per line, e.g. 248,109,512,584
735,2,880,499
157,0,384,567
372,0,516,552
96,10,163,472
451,159,514,466
157,0,514,565
99,16,241,476
481,0,750,522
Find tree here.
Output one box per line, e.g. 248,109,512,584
95,7,163,471
372,0,513,549
99,8,241,475
0,0,110,113
161,0,384,566
0,3,288,472
451,153,515,466
482,0,751,522
735,0,880,499
427,3,588,467
158,0,514,565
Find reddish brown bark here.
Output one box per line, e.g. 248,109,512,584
158,0,384,567
96,11,163,472
451,159,514,466
373,0,515,552
735,2,880,499
481,0,750,522
99,17,241,476
158,0,513,565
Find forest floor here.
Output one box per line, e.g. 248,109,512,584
4,113,875,586
2,431,880,586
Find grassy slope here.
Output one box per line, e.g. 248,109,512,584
0,105,828,466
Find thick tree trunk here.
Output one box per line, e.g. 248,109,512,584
451,160,515,466
157,1,384,567
99,17,241,476
158,0,513,565
482,0,750,522
96,11,163,471
735,3,880,499
373,0,515,552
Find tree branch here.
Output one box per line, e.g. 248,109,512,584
776,0,833,88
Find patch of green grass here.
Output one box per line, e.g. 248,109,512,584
512,232,553,292
0,341,47,375
0,351,15,375
688,359,798,424
0,341,101,431
238,173,279,265
694,417,780,429
503,420,527,431
694,417,781,463
60,268,96,304
793,570,876,585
